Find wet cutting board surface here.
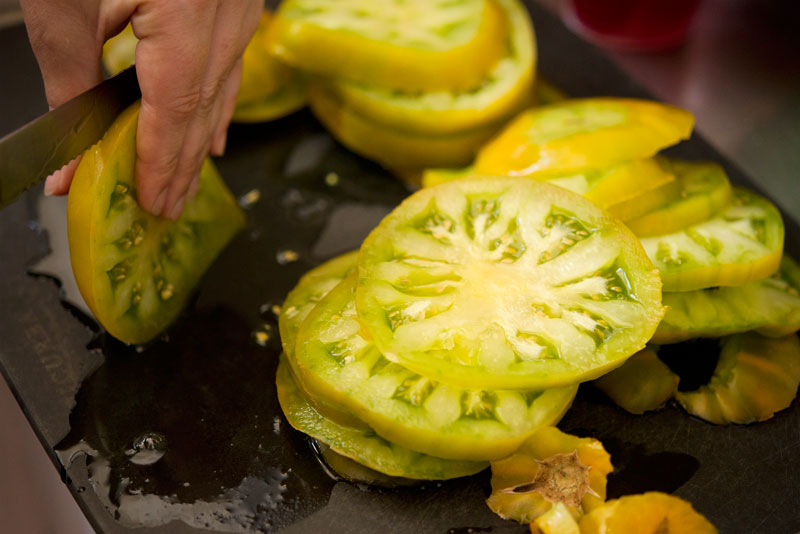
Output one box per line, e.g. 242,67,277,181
1,4,799,534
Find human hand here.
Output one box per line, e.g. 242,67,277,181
21,0,262,219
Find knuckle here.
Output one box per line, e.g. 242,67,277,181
194,78,226,119
169,90,203,118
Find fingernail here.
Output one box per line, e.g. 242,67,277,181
44,175,57,196
164,194,186,220
151,188,168,216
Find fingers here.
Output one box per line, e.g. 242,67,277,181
133,0,261,219
44,157,81,196
131,0,217,218
211,58,244,157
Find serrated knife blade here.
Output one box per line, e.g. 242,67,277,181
0,67,140,209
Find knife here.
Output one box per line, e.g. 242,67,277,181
0,66,140,209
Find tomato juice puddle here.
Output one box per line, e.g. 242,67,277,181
31,121,427,532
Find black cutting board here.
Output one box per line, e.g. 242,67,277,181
1,4,799,533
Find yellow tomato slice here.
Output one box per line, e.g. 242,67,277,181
543,157,676,216
473,98,694,177
67,102,245,344
421,158,677,221
309,86,503,171
604,172,683,222
276,355,488,480
580,493,717,534
266,0,509,92
625,159,733,237
233,12,309,122
323,0,535,135
102,24,137,74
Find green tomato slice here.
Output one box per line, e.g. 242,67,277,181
625,159,733,237
356,177,664,390
294,274,578,461
592,347,679,414
674,332,800,425
324,0,535,136
278,251,366,430
653,255,800,344
67,102,245,345
279,251,359,358
276,354,487,479
640,187,784,292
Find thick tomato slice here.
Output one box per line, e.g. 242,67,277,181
275,355,487,480
356,176,664,390
640,187,784,292
324,0,535,136
67,102,245,344
654,255,800,344
278,251,367,430
294,274,577,461
309,85,502,171
625,159,733,237
266,0,508,92
473,98,694,177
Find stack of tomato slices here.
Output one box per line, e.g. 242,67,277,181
277,174,665,480
420,95,800,425
265,0,540,174
277,93,800,484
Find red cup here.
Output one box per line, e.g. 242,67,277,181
560,0,702,52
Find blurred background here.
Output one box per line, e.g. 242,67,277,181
0,0,798,532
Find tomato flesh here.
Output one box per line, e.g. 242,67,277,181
67,102,245,344
356,176,664,390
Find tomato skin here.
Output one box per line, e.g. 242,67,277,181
67,102,245,344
